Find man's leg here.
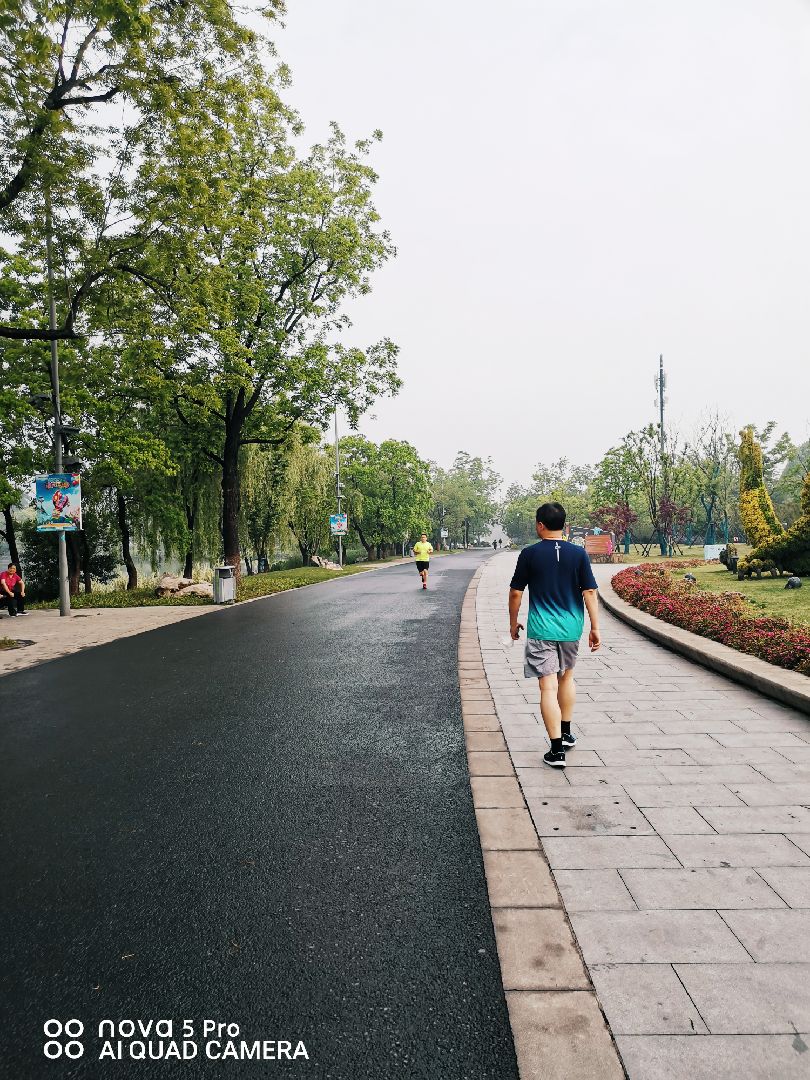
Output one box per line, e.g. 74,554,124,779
557,668,576,746
539,674,562,740
6,590,17,616
14,583,25,614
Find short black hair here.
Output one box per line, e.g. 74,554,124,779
536,502,566,529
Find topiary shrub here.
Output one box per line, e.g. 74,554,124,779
744,470,810,577
737,427,784,547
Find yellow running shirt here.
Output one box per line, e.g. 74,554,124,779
413,541,433,561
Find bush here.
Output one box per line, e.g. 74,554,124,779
743,471,810,578
613,564,810,676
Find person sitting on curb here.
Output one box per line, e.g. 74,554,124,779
508,502,601,767
0,562,28,617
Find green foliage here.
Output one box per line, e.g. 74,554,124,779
342,436,432,558
286,441,333,564
737,425,783,553
431,452,499,548
745,470,810,577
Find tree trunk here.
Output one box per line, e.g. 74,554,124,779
221,422,242,580
115,490,138,590
81,531,92,593
355,522,376,561
183,493,197,579
66,532,81,595
1,504,21,572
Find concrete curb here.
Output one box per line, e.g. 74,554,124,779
459,562,627,1080
601,578,810,716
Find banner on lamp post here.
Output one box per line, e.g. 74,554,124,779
35,473,82,531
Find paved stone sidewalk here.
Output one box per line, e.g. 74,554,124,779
475,552,810,1080
0,605,215,676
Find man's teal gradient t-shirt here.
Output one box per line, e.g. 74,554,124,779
510,540,598,642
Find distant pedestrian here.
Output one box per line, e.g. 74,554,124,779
412,533,434,590
0,563,28,616
493,540,497,550
508,503,601,767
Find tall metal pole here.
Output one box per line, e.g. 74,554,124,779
334,409,342,569
45,188,70,616
658,354,665,457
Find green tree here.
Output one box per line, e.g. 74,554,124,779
341,436,431,559
286,442,332,567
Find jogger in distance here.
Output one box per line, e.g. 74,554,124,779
508,502,601,767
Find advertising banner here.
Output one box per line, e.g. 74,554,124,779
329,513,348,536
35,473,82,531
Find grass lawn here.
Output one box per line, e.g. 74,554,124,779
618,544,752,564
0,636,20,649
687,562,810,628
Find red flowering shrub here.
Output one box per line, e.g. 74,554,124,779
613,565,810,677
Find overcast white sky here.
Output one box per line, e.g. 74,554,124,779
273,0,810,489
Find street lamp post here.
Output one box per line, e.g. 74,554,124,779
45,189,70,617
334,409,343,568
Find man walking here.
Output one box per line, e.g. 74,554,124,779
0,563,28,617
508,503,600,767
412,533,433,590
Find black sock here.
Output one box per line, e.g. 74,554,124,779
551,737,564,754
561,721,571,738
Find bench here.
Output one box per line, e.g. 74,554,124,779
584,535,621,564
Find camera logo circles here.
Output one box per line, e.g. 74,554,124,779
43,1019,84,1059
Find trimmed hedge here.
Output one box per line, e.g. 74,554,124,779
745,471,810,578
613,564,810,677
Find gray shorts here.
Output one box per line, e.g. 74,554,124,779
524,638,580,679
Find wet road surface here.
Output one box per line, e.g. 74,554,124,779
1,552,518,1079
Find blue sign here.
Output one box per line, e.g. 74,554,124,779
330,513,348,535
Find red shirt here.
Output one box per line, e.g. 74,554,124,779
0,571,21,590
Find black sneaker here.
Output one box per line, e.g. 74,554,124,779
543,749,566,768
562,731,577,749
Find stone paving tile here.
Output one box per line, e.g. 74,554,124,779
475,808,540,850
506,991,625,1080
698,805,810,833
658,765,767,784
752,763,810,783
482,850,560,908
720,910,810,961
753,867,810,907
773,746,810,764
590,963,709,1034
554,869,638,911
564,766,672,787
726,783,810,806
467,751,514,776
711,731,809,748
626,734,723,752
512,749,604,768
639,807,717,834
527,797,654,836
625,784,744,807
492,908,589,990
616,1034,810,1079
684,747,799,766
570,910,750,964
675,963,810,1034
661,833,810,867
654,718,751,735
597,749,700,767
514,767,571,789
469,776,525,808
543,836,681,869
465,731,506,752
620,868,786,909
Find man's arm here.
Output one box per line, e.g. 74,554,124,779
583,589,601,651
508,588,524,640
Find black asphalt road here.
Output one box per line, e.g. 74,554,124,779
1,552,519,1080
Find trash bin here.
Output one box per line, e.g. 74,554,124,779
213,565,236,604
